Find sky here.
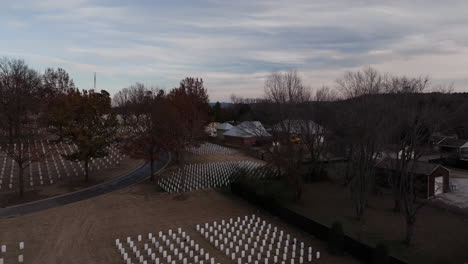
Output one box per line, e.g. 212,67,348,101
1,0,468,101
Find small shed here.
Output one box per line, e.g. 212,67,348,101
375,158,450,198
224,121,271,146
216,122,233,140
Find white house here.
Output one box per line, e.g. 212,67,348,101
223,121,271,146
216,122,233,139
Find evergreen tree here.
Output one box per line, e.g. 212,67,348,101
49,89,118,182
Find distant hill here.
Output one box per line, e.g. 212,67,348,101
209,102,232,108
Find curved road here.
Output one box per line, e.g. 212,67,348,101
0,152,170,219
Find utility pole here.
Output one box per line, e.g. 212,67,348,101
94,72,96,90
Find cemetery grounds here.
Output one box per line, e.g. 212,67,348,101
0,141,143,207
0,143,359,264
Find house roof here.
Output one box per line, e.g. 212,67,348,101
376,158,446,176
216,122,233,130
431,135,446,145
223,121,271,138
431,133,457,143
437,138,468,148
273,120,323,135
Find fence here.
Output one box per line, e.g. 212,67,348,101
231,182,408,264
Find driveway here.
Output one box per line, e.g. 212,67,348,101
0,152,170,219
437,178,468,209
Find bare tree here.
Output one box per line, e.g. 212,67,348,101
337,66,384,99
384,76,446,245
382,76,430,212
265,70,310,105
167,77,210,164
335,67,387,219
430,83,455,94
0,58,46,197
113,87,131,123
383,75,429,94
228,94,266,122
263,70,311,200
314,85,338,102
298,86,337,181
117,84,167,181
42,67,75,95
118,78,210,184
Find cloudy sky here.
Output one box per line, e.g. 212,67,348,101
1,0,468,101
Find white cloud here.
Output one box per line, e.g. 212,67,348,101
38,6,128,22
2,0,468,100
14,0,91,9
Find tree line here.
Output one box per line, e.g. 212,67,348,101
113,78,210,180
0,57,210,198
224,67,460,245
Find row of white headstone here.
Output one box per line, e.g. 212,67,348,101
186,143,237,155
197,215,320,264
0,242,25,264
0,141,125,190
158,161,270,193
115,228,219,264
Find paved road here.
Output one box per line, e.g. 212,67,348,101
0,152,170,219
437,178,468,209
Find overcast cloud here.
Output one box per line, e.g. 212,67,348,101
1,0,468,101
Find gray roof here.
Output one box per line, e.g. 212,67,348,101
437,138,468,148
223,121,271,138
431,135,447,145
376,158,446,176
216,122,233,130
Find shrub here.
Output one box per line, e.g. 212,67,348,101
258,179,295,203
327,221,345,255
231,167,294,203
372,243,389,264
230,167,251,184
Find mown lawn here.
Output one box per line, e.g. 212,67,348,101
285,163,468,264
